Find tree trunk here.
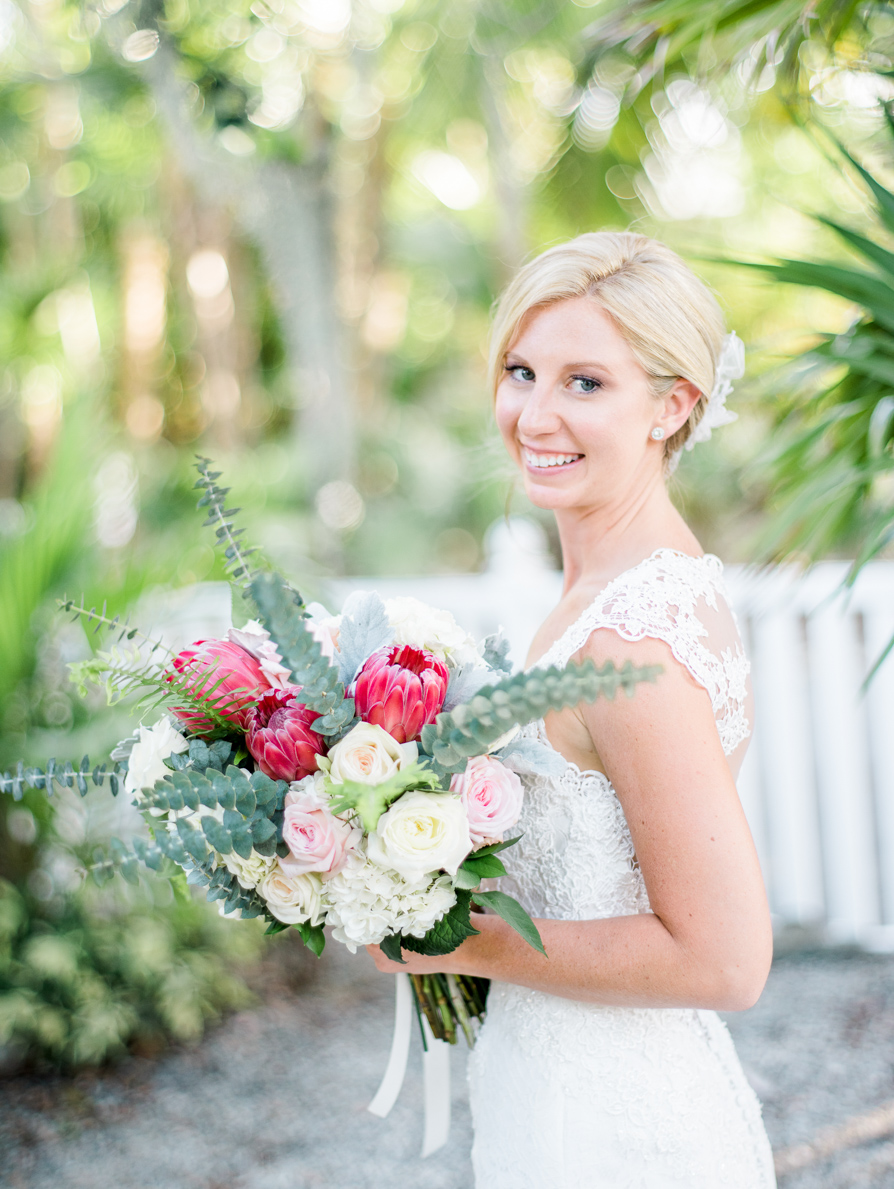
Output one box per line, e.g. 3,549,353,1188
144,49,355,493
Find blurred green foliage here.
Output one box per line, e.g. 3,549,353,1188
0,874,257,1068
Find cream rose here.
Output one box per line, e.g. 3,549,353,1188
325,722,417,785
125,718,189,798
366,790,472,881
221,848,276,890
450,754,524,846
258,864,324,925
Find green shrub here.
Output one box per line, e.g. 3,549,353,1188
0,874,260,1070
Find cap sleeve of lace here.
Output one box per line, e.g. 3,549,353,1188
535,550,750,757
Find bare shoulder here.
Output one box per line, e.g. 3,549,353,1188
574,626,719,748
576,626,707,691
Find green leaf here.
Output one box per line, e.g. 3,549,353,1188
460,853,508,883
817,216,894,282
292,920,326,956
453,866,481,890
265,920,289,935
469,835,522,858
193,456,261,588
401,889,480,956
472,890,546,957
734,259,894,335
229,826,254,860
200,815,233,854
379,933,406,964
175,817,209,863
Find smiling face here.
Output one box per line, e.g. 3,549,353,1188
495,296,678,512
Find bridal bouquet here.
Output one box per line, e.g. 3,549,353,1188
1,459,657,1047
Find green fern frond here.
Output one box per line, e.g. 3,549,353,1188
193,455,261,588
68,652,249,737
249,572,355,736
0,755,128,801
59,597,174,659
420,660,662,772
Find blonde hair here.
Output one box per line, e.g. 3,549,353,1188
487,231,726,460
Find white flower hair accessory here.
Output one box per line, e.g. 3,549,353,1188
669,330,745,471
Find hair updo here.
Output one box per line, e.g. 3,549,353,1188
487,231,726,461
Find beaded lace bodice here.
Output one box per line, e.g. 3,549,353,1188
468,549,775,1188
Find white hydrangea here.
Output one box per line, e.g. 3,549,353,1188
383,596,480,666
322,841,457,952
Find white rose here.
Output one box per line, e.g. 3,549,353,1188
326,722,417,785
125,718,188,798
383,596,478,664
258,864,324,925
221,848,276,890
367,790,471,882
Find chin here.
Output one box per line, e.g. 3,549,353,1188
523,481,588,511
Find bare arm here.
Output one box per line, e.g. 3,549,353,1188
369,631,773,1013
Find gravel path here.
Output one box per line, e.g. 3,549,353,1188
3,945,894,1188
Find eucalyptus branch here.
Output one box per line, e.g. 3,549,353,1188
0,755,127,801
421,659,663,773
194,455,261,588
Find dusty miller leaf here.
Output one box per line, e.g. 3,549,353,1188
335,590,393,686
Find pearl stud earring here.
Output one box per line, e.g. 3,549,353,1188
650,427,665,441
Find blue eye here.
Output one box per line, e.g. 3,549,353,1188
506,365,535,382
570,376,601,394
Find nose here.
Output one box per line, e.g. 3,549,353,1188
516,382,562,438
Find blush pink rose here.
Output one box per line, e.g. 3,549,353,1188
280,786,356,877
449,755,524,847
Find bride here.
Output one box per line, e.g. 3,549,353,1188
369,231,776,1187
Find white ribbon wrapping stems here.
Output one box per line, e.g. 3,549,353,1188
367,973,452,1158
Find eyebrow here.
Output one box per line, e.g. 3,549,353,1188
505,352,614,376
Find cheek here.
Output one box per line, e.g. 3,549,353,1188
494,390,521,450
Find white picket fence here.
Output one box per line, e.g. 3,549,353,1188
328,519,894,950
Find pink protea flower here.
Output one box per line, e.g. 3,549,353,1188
352,645,449,744
169,638,269,731
246,687,324,782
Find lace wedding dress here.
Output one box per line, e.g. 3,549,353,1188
468,549,776,1188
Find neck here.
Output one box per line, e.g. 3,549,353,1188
553,470,699,593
